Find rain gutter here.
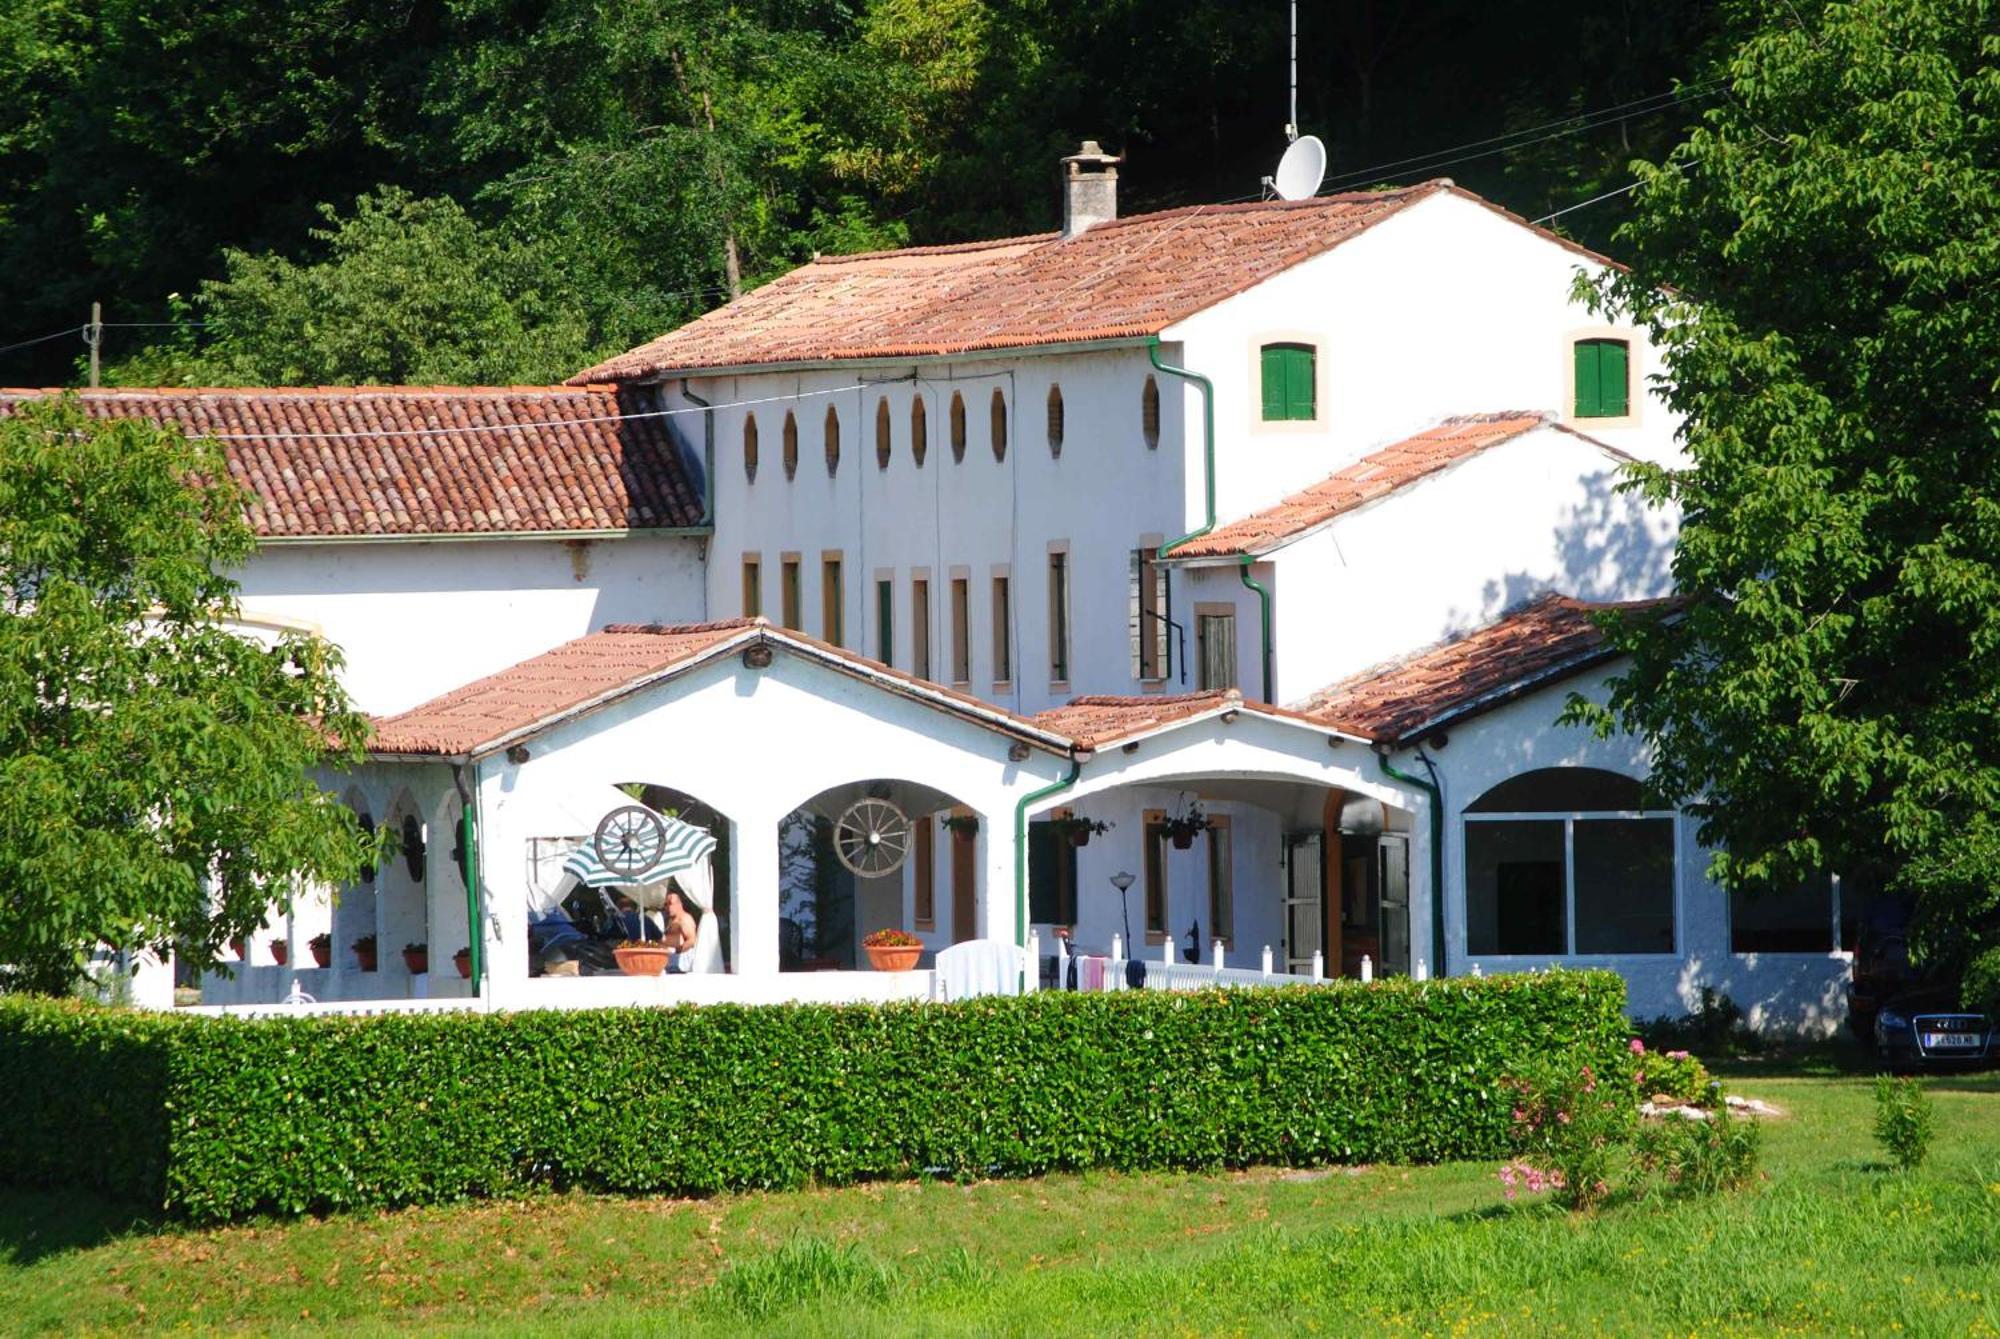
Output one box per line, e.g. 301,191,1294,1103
1014,755,1086,950
1376,747,1447,978
452,760,485,996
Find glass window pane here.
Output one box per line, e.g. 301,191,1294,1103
1467,767,1646,813
1732,876,1833,953
1573,818,1676,954
1465,820,1565,955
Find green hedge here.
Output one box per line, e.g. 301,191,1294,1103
0,970,1627,1222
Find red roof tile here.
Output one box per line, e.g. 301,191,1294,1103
1297,594,1669,744
570,185,1446,381
1167,412,1557,559
369,620,1071,757
1030,690,1364,751
0,386,705,538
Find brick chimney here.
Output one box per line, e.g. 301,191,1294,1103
1061,140,1122,237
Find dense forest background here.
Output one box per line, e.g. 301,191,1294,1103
0,0,1720,387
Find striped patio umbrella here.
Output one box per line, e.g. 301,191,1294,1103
561,810,718,889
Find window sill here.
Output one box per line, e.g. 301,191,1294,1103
992,680,1013,695
913,921,936,933
1050,679,1071,695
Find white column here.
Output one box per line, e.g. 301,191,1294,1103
976,807,1016,944
732,811,783,978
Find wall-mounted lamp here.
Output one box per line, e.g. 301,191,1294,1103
1007,742,1031,762
741,642,774,669
506,744,531,765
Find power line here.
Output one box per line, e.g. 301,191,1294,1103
0,326,86,357
1532,161,1695,226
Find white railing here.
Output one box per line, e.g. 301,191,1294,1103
180,995,486,1020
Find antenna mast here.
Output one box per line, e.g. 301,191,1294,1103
1286,0,1298,141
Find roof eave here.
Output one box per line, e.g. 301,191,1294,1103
257,524,712,546
577,337,1161,386
1379,645,1624,750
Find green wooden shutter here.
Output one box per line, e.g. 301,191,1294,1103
1260,345,1287,419
1575,339,1629,418
1028,823,1059,923
1288,346,1315,419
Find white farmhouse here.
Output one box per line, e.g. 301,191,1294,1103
4,150,1857,1032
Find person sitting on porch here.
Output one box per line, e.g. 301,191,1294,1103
661,889,698,961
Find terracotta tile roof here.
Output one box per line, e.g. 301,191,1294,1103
570,185,1447,381
1030,689,1366,751
1297,593,1670,744
1167,412,1559,559
0,385,704,538
369,620,1072,758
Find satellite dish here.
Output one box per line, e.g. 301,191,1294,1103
1272,134,1326,201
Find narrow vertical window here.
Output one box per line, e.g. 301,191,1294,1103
949,392,967,462
741,554,762,618
821,554,844,645
1207,815,1233,945
824,405,841,476
1259,342,1316,421
743,414,759,483
875,578,894,666
1143,809,1168,939
1048,550,1071,684
912,815,936,929
1141,375,1161,449
875,398,892,470
991,575,1012,684
1573,338,1631,419
911,397,929,467
911,577,932,680
1196,609,1237,691
1046,384,1064,458
1131,545,1167,681
990,388,1008,461
782,411,799,479
949,577,971,683
780,556,802,630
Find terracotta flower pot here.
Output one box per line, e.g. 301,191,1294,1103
269,939,288,967
309,939,331,969
614,943,673,976
1069,826,1091,847
402,947,428,976
230,936,247,961
865,944,924,972
354,943,378,973
453,947,472,979
1170,830,1196,850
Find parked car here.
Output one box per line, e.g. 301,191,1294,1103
1873,984,1994,1071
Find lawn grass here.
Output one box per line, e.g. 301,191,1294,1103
2,1047,1995,1335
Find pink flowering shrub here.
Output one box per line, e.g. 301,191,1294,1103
1498,1057,1637,1211
1629,1038,1719,1107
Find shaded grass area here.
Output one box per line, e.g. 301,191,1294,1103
1,1057,1995,1335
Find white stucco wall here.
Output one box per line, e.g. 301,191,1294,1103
234,534,709,715
1423,671,1852,1036
1265,426,1678,699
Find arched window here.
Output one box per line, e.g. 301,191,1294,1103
743,413,759,483
1463,768,1675,958
949,391,967,463
1046,384,1064,458
1141,376,1161,449
824,405,841,476
875,398,892,470
990,388,1008,462
910,397,929,468
782,411,799,480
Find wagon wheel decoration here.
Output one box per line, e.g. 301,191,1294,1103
594,804,667,880
833,798,912,878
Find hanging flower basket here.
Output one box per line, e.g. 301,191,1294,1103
1052,815,1113,847
943,814,980,841
402,942,428,975
452,947,472,979
863,928,924,972
1164,804,1210,850
614,941,673,976
308,933,331,969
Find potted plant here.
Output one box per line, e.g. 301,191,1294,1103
1051,814,1113,847
452,946,472,979
613,940,673,976
230,935,248,961
863,928,924,972
1164,802,1210,851
308,932,331,968
402,941,428,975
268,937,289,967
353,933,378,972
943,814,980,841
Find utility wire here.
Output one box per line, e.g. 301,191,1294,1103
1532,161,1695,226
0,326,86,357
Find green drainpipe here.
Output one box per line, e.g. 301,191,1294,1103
1151,338,1216,559
455,761,484,995
1237,557,1275,703
1377,749,1447,979
1014,756,1083,949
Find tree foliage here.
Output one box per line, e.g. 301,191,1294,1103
0,0,1720,386
0,398,376,991
1576,0,2000,1002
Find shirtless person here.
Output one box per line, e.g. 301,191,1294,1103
660,889,699,962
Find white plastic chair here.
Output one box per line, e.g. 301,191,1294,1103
932,938,1030,1000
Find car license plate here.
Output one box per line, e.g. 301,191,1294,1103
1923,1032,1979,1049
